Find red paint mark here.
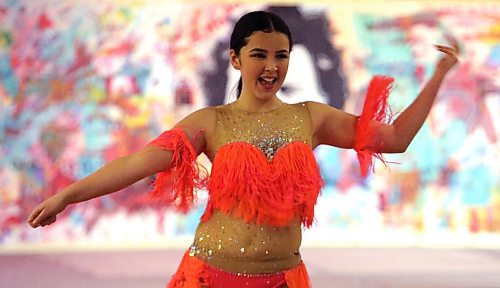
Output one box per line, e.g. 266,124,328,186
414,65,425,83
0,6,8,16
67,42,92,75
101,40,135,56
469,208,479,233
38,12,53,30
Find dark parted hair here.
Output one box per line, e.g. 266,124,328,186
230,11,293,98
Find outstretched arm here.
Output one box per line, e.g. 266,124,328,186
309,39,460,153
27,146,172,228
28,107,214,228
368,39,460,152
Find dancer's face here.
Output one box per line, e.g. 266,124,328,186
226,43,328,105
230,31,290,101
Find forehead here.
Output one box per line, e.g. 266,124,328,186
243,31,290,52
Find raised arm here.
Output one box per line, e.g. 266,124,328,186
366,40,460,153
310,40,460,154
28,107,215,228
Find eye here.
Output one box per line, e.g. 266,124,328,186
250,53,266,58
276,54,289,59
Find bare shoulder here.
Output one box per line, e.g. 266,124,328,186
174,106,217,132
169,106,217,154
303,101,357,148
304,101,351,122
303,101,331,129
303,101,330,114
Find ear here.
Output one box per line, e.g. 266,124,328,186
229,49,241,70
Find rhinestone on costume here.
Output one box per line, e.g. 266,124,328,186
216,102,313,161
251,135,288,161
189,245,197,256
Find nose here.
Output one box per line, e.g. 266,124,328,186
265,60,278,72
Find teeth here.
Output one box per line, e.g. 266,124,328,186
261,77,275,82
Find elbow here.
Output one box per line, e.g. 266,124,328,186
395,144,408,153
390,142,410,153
378,138,409,153
384,130,412,153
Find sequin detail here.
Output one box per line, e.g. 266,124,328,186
251,134,288,161
214,102,309,161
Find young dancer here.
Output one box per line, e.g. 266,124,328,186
28,11,459,287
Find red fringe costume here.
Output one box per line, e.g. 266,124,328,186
147,76,393,287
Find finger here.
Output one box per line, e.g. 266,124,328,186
40,216,56,227
433,44,456,52
433,45,458,57
29,218,41,228
32,209,48,227
444,34,460,53
27,205,42,223
438,48,458,57
28,208,44,227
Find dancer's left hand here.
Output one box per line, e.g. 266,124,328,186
434,35,460,73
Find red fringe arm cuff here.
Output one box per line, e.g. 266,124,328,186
147,127,208,212
354,75,395,178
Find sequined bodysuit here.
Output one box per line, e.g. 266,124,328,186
193,102,322,274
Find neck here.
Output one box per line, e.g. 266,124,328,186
233,95,283,113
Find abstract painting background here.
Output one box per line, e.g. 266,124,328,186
0,1,498,249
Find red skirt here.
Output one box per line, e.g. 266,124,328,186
167,249,311,288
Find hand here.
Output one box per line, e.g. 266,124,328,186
27,194,68,228
434,34,460,73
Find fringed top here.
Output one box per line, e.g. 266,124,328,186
201,102,324,227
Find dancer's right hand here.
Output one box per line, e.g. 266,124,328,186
28,194,67,228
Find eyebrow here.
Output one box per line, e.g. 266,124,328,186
249,48,289,54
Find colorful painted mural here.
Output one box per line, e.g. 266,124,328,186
0,1,498,247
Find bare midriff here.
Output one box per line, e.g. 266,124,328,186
191,210,302,274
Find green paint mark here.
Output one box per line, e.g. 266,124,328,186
0,31,12,47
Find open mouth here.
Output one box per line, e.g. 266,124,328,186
259,77,277,88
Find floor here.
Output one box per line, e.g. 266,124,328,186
2,248,500,288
